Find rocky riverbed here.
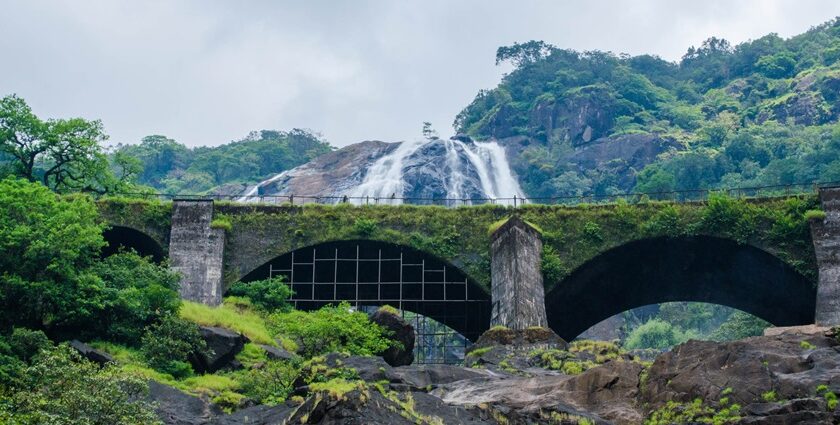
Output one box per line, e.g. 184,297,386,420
146,326,840,424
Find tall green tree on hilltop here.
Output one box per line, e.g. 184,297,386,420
0,94,135,194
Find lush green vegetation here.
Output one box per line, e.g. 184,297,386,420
219,192,818,289
613,302,771,351
0,333,160,424
457,19,840,199
112,130,332,195
0,179,402,421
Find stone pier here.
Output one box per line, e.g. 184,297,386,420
812,186,840,325
169,200,225,305
490,216,548,329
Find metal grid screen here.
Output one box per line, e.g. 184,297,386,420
248,240,489,363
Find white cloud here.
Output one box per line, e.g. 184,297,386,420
1,0,838,147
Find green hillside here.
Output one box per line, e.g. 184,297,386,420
456,18,840,198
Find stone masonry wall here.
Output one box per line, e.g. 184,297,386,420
490,217,548,329
813,186,840,325
169,200,225,305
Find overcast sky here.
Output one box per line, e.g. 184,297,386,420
2,1,839,148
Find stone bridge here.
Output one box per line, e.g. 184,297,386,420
96,187,840,341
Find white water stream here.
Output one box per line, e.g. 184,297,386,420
240,138,525,205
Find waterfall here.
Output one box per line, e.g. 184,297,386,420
237,170,290,202
347,138,426,203
351,138,525,205
239,137,525,206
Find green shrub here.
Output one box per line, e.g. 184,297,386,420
624,319,694,350
0,344,159,424
805,209,827,221
702,193,756,243
210,216,232,231
353,218,378,236
227,277,293,312
8,328,51,363
710,311,770,341
761,390,777,402
89,251,181,343
140,315,207,378
269,302,392,358
238,360,299,405
540,245,566,286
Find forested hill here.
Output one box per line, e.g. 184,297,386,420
456,18,840,198
114,129,333,195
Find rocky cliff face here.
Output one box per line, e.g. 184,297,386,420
241,136,525,204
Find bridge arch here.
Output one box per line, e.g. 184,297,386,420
545,235,815,341
237,239,491,342
101,225,166,263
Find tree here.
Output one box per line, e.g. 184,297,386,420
755,52,797,78
422,122,439,140
0,178,106,333
495,40,555,67
0,95,114,193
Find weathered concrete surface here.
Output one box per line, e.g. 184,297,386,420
812,186,840,325
169,200,225,305
490,217,548,330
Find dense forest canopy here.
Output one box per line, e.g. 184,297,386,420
456,18,840,198
113,129,333,195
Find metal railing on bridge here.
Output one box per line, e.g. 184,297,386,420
103,180,840,207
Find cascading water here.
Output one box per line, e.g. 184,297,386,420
239,137,526,205
351,138,525,205
347,138,426,203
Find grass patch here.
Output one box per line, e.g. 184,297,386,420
179,298,277,346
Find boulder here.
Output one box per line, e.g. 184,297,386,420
69,340,114,366
146,381,221,425
190,326,248,373
642,333,840,408
258,344,295,361
369,307,415,366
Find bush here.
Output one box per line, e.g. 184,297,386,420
227,277,293,312
0,344,159,424
353,218,378,236
238,360,299,405
624,319,694,350
89,251,181,343
269,302,392,358
710,311,770,341
140,315,207,378
805,209,827,221
210,216,232,231
8,328,51,363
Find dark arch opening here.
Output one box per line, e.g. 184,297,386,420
546,236,815,341
238,240,491,342
101,226,165,263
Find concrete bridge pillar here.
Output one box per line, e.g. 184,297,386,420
490,216,548,329
169,200,225,305
812,186,840,326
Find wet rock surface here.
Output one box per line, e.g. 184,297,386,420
149,331,840,424
369,307,415,366
190,326,248,373
69,339,115,366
